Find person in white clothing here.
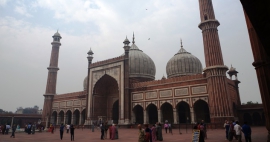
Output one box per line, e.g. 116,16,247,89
234,121,242,142
66,124,70,133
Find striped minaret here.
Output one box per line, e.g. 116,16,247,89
198,0,233,124
42,31,62,126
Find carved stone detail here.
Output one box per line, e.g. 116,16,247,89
146,92,157,99
67,101,73,106
175,88,188,96
192,86,207,94
133,93,143,100
53,102,59,108
160,90,172,98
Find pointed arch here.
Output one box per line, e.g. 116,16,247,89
133,105,144,124
194,99,210,123
147,104,158,124
160,102,173,123
59,110,64,124
51,111,57,124
73,109,80,125
176,101,191,123
66,110,72,124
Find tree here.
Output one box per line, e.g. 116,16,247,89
242,101,259,105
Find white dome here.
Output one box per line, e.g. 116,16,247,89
166,44,202,78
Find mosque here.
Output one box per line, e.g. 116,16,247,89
41,0,264,127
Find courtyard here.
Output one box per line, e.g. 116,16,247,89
0,126,267,142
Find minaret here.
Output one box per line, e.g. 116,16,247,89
198,0,233,124
42,31,62,126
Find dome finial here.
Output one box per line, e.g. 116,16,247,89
132,32,135,44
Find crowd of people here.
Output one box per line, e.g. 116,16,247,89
224,120,252,142
0,119,254,141
137,122,165,142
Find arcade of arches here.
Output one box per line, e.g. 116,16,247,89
132,100,210,124
51,109,86,125
92,74,119,123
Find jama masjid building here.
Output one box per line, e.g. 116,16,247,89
41,0,264,127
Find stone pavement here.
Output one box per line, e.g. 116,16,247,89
0,126,267,142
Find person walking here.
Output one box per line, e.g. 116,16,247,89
32,122,36,134
156,123,163,141
66,124,70,133
10,124,16,138
201,120,207,139
70,124,75,141
104,122,108,139
225,120,230,140
164,123,168,134
151,124,157,142
242,122,252,142
115,124,119,139
100,122,104,140
59,123,65,140
234,121,242,142
138,124,145,142
5,123,10,135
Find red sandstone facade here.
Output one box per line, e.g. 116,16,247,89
41,0,265,128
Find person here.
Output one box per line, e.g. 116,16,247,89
10,123,16,138
59,123,65,140
50,123,54,134
198,123,205,142
138,124,145,142
66,124,70,133
156,123,163,141
201,120,207,139
6,123,10,134
27,123,31,134
111,124,116,140
70,124,75,141
144,124,151,142
234,121,242,142
151,124,157,142
242,122,252,142
32,122,36,134
228,120,235,141
91,123,94,132
1,124,6,135
109,124,112,139
168,123,172,135
115,124,119,139
104,122,108,139
164,123,168,134
225,120,230,140
100,122,104,140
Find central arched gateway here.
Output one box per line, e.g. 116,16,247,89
161,102,173,123
92,74,119,123
147,104,158,124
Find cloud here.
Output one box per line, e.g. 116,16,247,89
0,0,7,6
14,3,33,17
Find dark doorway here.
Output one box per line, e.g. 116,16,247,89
147,104,158,124
133,105,144,124
59,111,64,124
161,103,173,123
66,110,72,124
194,100,210,123
243,113,252,125
73,110,80,125
112,100,119,124
81,109,86,125
52,111,57,124
177,101,191,123
252,112,261,125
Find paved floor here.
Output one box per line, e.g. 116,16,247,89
0,126,268,142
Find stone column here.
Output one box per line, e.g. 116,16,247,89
173,109,178,124
71,114,74,125
158,109,161,123
144,110,147,124
63,114,66,124
190,107,195,123
56,115,59,125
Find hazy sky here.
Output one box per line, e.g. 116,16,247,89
0,0,262,112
